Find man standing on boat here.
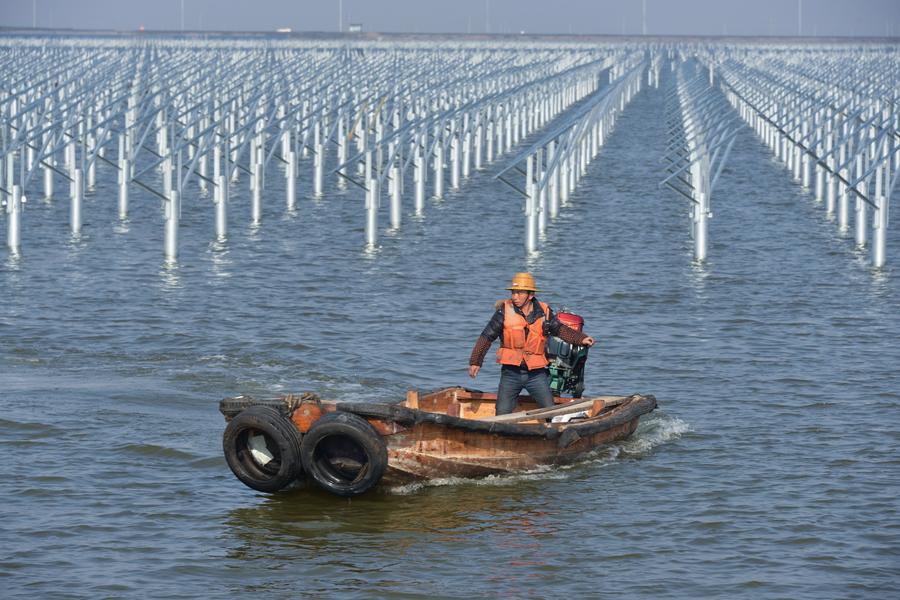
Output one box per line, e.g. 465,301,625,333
468,272,594,415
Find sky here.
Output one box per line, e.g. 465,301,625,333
1,0,898,37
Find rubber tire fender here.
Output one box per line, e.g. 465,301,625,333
223,405,303,493
300,412,387,497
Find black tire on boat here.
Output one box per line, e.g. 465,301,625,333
219,396,286,420
300,412,387,497
223,405,303,493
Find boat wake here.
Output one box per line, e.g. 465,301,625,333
386,412,689,495
620,412,691,455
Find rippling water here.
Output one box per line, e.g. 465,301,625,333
2,64,898,598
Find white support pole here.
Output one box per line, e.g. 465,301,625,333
414,147,425,215
64,139,73,173
213,143,222,182
526,181,538,254
390,166,401,229
694,190,708,262
450,135,460,190
365,177,379,247
286,151,296,210
838,168,849,232
215,175,228,239
801,123,811,188
547,141,559,219
536,149,546,234
43,161,53,199
118,158,129,219
7,184,22,253
560,158,570,205
198,152,208,192
176,149,184,200
688,154,708,262
165,189,179,262
87,135,96,189
118,133,131,220
525,155,537,253
71,168,83,235
826,171,835,215
512,109,520,146
474,125,483,170
854,157,866,247
538,181,547,235
251,169,262,224
872,165,887,268
814,164,824,202
281,127,290,159
314,143,324,196
572,144,580,187
434,144,444,199
462,131,471,180
338,114,348,182
163,155,173,198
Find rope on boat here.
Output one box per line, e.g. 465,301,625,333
219,391,321,420
283,391,321,413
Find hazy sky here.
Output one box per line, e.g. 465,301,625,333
1,0,898,37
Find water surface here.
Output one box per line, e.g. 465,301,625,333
2,62,898,599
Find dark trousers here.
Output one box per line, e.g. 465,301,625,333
496,365,555,415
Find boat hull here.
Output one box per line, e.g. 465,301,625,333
219,387,657,494
381,417,640,484
331,389,656,484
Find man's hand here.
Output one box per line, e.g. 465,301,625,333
582,336,595,347
468,364,480,378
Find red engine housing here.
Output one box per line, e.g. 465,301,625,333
557,311,584,332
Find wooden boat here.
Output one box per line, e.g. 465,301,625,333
219,387,656,497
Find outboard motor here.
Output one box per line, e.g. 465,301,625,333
546,311,589,397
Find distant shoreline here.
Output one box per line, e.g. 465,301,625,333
0,26,896,44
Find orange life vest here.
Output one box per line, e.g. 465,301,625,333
496,299,550,370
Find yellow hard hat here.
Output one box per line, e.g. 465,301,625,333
506,272,541,292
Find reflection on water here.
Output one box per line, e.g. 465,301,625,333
66,230,87,252
869,266,892,292
207,240,232,279
688,259,711,296
4,251,22,270
113,219,131,235
223,479,547,562
361,243,383,260
158,260,182,290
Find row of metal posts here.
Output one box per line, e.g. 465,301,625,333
23,42,890,269
680,79,711,262
499,55,649,253
354,55,625,248
370,81,586,246
659,59,738,262
3,40,626,260
716,50,898,268
0,42,572,257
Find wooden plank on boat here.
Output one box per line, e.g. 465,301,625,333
455,389,497,402
480,395,631,423
455,389,570,405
